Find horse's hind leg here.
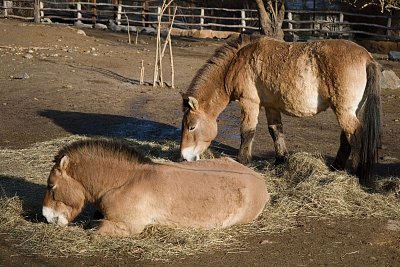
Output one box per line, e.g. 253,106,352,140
265,109,288,165
238,98,260,165
335,110,362,175
331,130,351,171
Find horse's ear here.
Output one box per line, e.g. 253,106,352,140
188,96,199,111
59,155,69,171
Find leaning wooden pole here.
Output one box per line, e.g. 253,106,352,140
161,6,177,58
153,0,173,87
123,10,131,44
152,6,160,86
169,34,175,88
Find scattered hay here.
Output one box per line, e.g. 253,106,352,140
0,135,399,262
265,152,400,219
0,196,239,260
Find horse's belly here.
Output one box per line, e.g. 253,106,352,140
283,92,329,117
263,89,329,117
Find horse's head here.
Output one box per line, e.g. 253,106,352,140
42,155,85,226
180,96,217,161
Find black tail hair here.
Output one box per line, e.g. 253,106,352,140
356,62,382,187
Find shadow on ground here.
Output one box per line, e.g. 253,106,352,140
39,109,180,141
0,175,45,221
39,109,241,161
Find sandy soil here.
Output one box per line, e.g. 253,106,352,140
0,19,400,266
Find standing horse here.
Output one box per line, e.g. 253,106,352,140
42,139,269,236
180,35,381,186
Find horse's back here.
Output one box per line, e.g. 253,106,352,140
152,158,269,228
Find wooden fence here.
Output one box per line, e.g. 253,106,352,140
1,0,399,40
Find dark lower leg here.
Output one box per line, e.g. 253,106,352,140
238,129,256,165
268,124,288,165
331,131,351,171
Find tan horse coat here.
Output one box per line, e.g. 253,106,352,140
42,139,269,236
181,35,381,186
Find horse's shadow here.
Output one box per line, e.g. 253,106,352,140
39,109,180,142
0,175,47,222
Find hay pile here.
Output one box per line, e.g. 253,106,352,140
0,135,399,261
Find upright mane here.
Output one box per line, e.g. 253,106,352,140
54,139,152,166
185,34,262,98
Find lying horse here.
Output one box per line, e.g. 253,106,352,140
42,139,269,236
180,35,381,186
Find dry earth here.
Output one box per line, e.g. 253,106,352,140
0,19,400,266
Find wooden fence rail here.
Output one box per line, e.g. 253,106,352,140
1,0,399,40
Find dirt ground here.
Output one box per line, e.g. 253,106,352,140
0,19,400,266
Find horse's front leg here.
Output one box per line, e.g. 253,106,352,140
93,219,144,236
265,109,288,165
238,98,260,165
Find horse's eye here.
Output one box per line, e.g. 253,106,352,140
189,125,196,131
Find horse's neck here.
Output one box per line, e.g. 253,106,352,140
73,159,146,202
197,86,230,118
192,64,233,118
191,40,252,118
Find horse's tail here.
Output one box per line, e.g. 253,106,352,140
356,61,382,186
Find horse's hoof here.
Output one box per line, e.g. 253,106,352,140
330,162,345,171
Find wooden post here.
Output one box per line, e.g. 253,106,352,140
77,2,82,23
39,0,44,19
117,3,122,25
141,0,148,27
339,12,343,32
287,12,293,32
200,8,204,30
169,34,174,88
124,10,131,44
140,60,144,85
34,0,40,23
153,5,162,87
387,17,392,36
240,10,246,32
3,1,12,17
91,0,97,24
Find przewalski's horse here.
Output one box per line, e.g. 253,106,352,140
180,35,381,186
42,139,269,236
